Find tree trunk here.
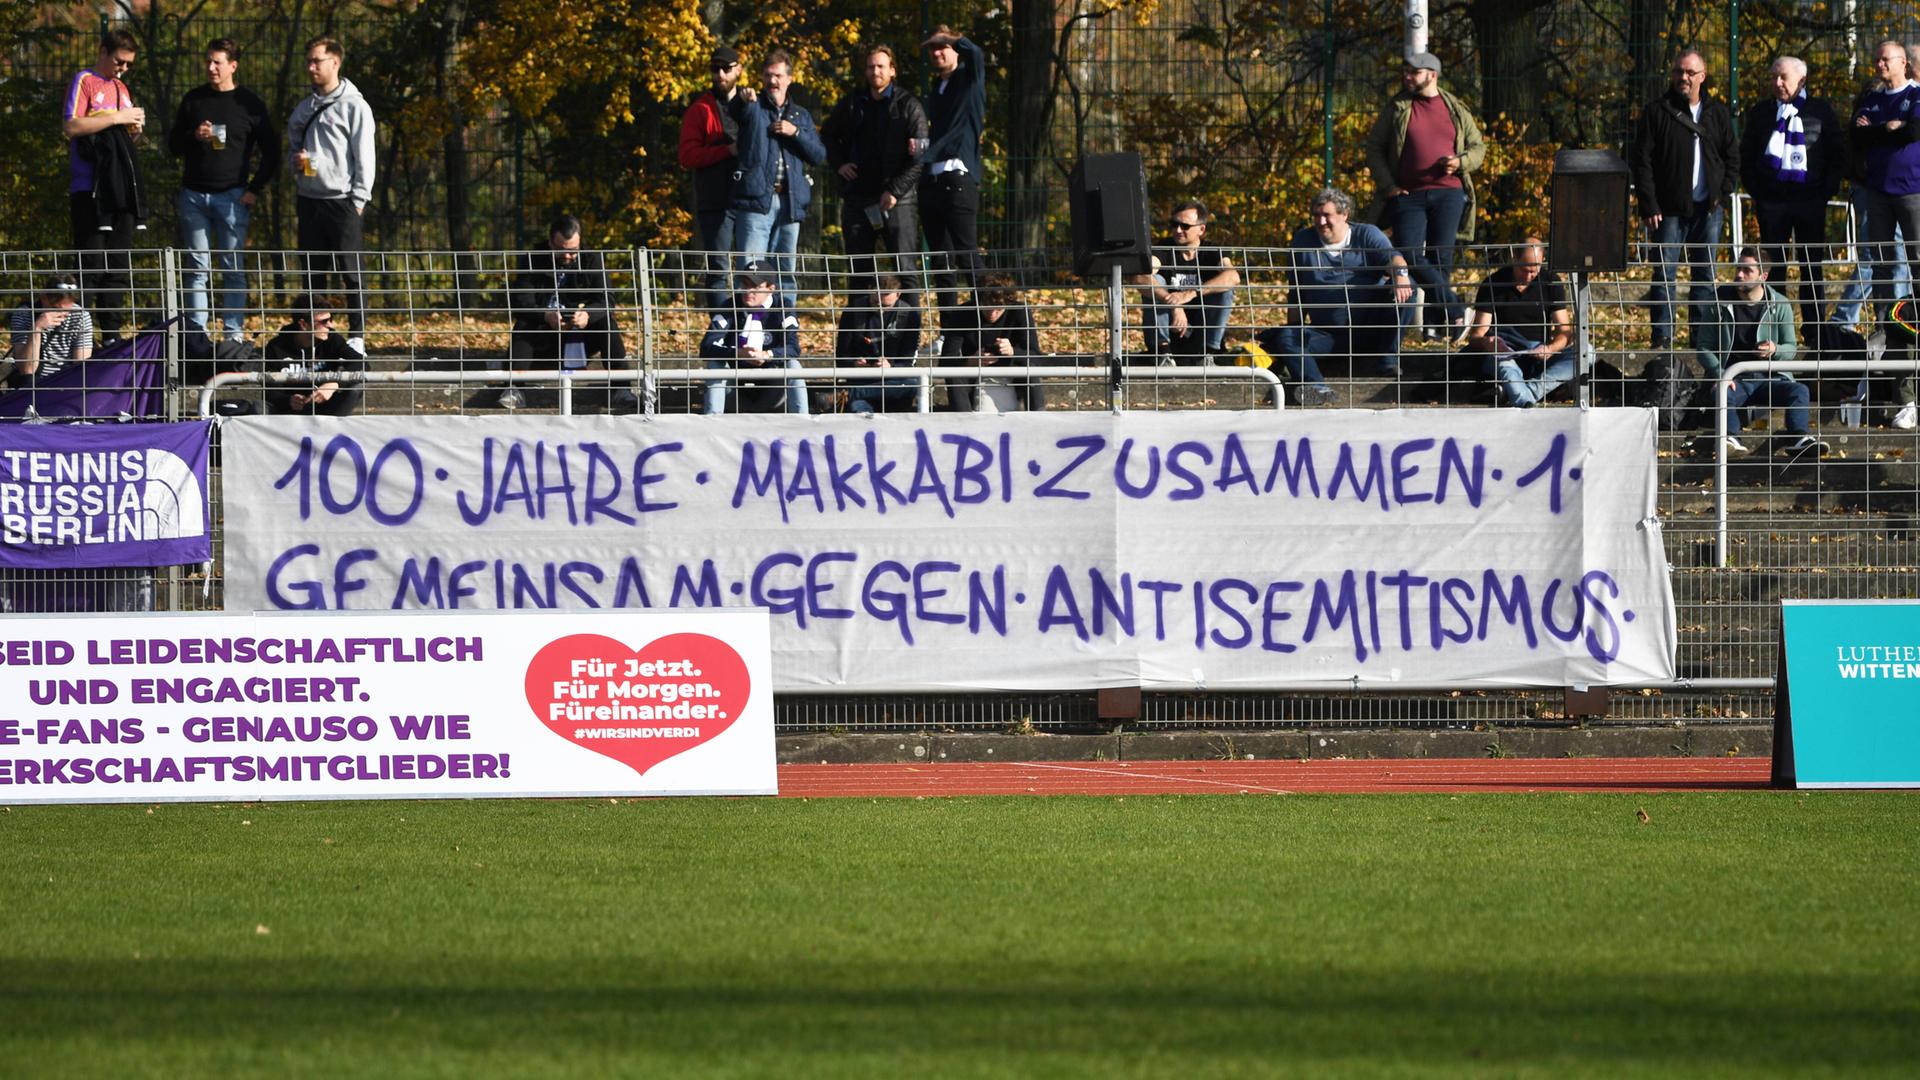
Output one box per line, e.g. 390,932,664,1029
438,0,472,251
1005,0,1057,251
1627,0,1674,113
1470,0,1550,131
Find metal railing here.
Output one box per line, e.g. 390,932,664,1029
9,239,1920,730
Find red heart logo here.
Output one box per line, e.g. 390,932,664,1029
525,633,751,778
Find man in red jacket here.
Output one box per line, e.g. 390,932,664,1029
678,46,746,260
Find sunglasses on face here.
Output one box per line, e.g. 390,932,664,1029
1170,220,1201,231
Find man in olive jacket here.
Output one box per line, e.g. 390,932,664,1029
1364,51,1486,337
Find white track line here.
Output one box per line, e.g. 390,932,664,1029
1016,761,1297,795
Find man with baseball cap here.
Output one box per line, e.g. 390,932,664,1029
699,263,808,415
679,46,749,256
1363,50,1485,346
5,275,94,389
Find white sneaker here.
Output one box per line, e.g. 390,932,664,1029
496,387,524,410
1779,435,1830,457
1723,435,1748,455
1895,403,1918,430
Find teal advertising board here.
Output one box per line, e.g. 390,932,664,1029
1776,601,1920,788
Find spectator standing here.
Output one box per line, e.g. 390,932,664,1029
733,50,827,310
1464,238,1575,407
1364,51,1484,338
286,36,375,353
1848,40,1920,429
261,293,364,416
61,29,148,332
1739,56,1844,312
700,265,808,415
823,46,929,284
1139,199,1239,363
5,275,93,389
500,214,632,412
169,38,278,353
1630,49,1738,351
1849,41,1920,322
919,26,986,310
680,47,748,257
1698,251,1827,457
1256,187,1412,404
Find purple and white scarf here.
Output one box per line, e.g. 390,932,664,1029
1765,93,1809,183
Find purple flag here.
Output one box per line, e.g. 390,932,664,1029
0,320,167,421
0,421,212,568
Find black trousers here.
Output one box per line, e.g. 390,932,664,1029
1754,198,1828,309
297,196,366,335
921,171,982,309
840,197,920,290
505,326,629,366
69,191,137,330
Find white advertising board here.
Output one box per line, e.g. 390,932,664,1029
0,611,775,803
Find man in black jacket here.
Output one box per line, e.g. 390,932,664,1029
497,214,631,411
919,27,986,311
262,293,363,415
823,46,929,285
1630,49,1738,350
1739,55,1845,311
834,274,922,413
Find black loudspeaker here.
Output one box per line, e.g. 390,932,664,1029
1549,148,1631,273
1069,152,1153,278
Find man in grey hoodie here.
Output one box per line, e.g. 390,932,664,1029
286,35,375,352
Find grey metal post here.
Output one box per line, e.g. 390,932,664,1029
1575,271,1593,410
162,247,180,422
1109,262,1125,413
638,247,657,417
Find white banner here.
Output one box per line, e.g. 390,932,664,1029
221,412,1676,691
0,611,775,803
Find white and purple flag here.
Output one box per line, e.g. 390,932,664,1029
0,421,212,569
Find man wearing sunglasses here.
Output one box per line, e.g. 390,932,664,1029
1139,200,1239,363
261,293,364,416
680,46,749,256
61,29,148,332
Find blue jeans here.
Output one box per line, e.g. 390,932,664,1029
1151,280,1234,358
1257,306,1402,384
178,187,251,337
1387,187,1467,327
1487,328,1577,407
704,357,809,415
1845,186,1920,325
1727,376,1810,435
734,200,803,310
1646,201,1724,347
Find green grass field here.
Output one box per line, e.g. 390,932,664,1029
2,793,1916,1077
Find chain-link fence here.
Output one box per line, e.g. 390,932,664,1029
8,232,1920,731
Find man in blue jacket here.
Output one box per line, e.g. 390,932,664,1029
732,50,827,311
919,26,986,311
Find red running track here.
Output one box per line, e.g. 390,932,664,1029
777,758,1775,797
